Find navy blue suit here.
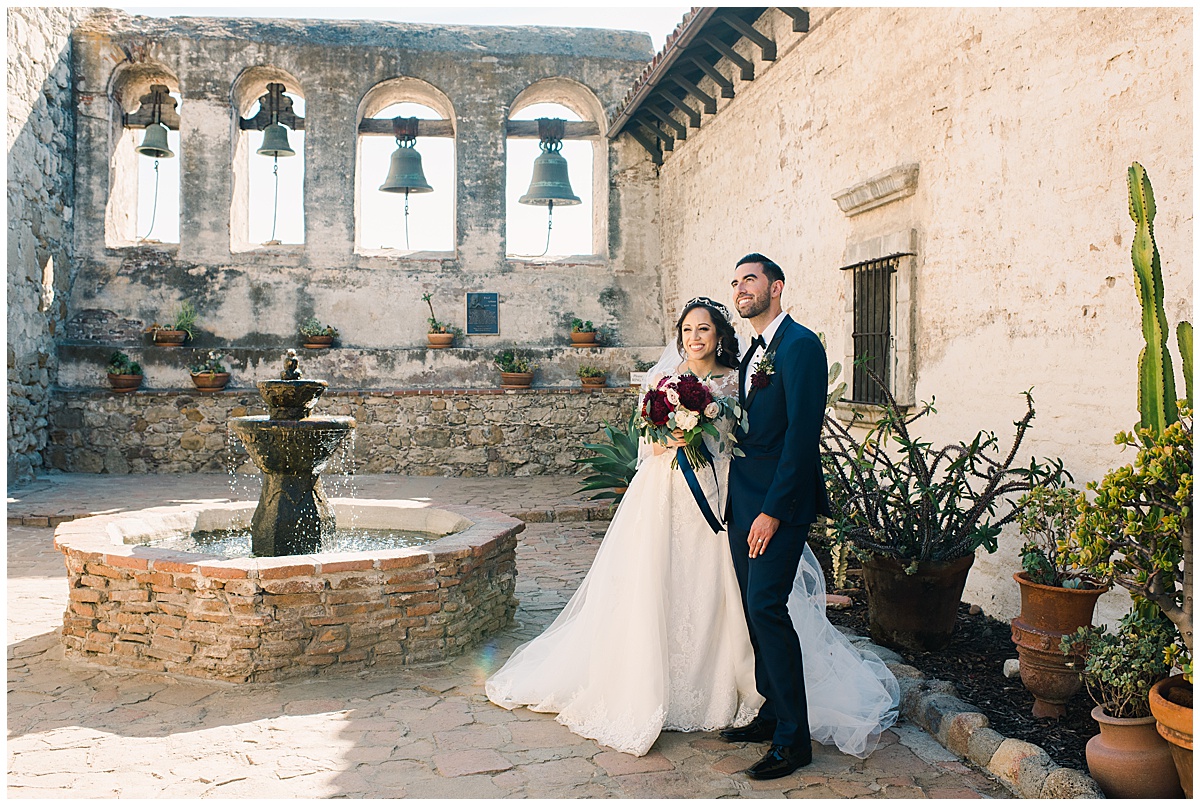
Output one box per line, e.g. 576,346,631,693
727,315,831,748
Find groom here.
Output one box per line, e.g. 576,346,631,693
721,253,831,780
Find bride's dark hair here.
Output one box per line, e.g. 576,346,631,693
675,297,740,370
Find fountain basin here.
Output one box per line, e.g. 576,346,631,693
54,499,522,682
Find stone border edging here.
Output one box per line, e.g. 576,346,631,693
848,636,1103,798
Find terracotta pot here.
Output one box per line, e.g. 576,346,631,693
107,373,142,393
427,332,455,349
302,335,334,349
1010,572,1109,718
499,371,533,389
1150,674,1193,798
580,376,606,389
1086,703,1183,798
190,372,230,392
151,329,187,346
861,552,975,652
570,331,597,347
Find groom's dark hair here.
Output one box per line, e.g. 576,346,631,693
736,253,785,286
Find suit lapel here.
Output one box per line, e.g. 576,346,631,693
743,316,792,412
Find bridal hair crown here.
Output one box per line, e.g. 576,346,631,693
683,296,731,320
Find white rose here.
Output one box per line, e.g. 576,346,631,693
666,387,681,405
704,402,720,419
674,409,699,431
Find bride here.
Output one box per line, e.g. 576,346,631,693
485,297,899,759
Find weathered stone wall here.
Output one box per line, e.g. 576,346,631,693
65,11,664,373
654,8,1190,624
7,7,93,481
47,388,639,476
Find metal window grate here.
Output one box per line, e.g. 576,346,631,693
842,254,906,405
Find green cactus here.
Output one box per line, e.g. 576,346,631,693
1127,162,1179,434
1179,321,1193,409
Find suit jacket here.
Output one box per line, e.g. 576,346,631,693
727,315,832,531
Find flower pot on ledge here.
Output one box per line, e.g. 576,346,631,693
190,372,230,392
499,371,533,389
151,329,187,347
1010,571,1109,718
107,373,143,393
570,331,597,347
427,332,455,349
580,376,606,389
303,335,334,349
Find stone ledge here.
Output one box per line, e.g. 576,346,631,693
859,632,1104,799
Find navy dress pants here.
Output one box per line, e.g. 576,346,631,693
727,522,812,748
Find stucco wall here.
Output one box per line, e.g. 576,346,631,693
7,7,93,481
66,11,663,369
655,7,1192,624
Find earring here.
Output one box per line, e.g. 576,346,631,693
716,342,724,357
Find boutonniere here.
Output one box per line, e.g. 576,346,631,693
750,352,776,389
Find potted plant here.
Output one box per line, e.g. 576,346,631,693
1061,607,1182,798
299,317,338,349
147,301,196,347
570,317,597,347
629,359,656,390
574,411,640,503
1010,480,1111,718
106,351,143,393
578,365,607,389
1150,662,1193,798
422,292,461,348
189,351,230,392
821,373,1064,651
494,350,535,389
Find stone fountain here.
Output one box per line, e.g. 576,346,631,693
53,352,523,682
228,350,355,556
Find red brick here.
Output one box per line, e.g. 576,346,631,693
407,603,440,617
109,589,150,603
85,563,127,578
267,592,324,607
149,614,185,630
200,564,248,579
325,589,376,605
69,588,105,603
83,639,114,654
78,574,109,588
69,602,98,617
152,560,198,574
320,559,374,573
174,576,200,590
262,578,324,595
105,554,149,570
377,554,429,570
329,602,385,617
258,563,318,580
383,569,436,584
383,581,439,594
222,579,260,597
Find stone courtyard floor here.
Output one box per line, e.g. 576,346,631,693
8,473,1011,798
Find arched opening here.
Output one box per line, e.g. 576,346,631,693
355,78,455,255
106,62,182,247
506,78,606,260
231,67,306,250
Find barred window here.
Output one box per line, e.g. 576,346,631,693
842,254,907,405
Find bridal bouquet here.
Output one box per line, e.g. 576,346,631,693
638,373,741,469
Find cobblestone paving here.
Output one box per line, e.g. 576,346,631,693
8,475,1011,798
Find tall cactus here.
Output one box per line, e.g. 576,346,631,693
1127,162,1179,434
1179,321,1193,409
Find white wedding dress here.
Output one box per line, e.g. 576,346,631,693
485,364,899,758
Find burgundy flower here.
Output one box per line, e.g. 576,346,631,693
751,371,770,389
674,374,713,412
642,389,672,426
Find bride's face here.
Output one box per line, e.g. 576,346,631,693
680,307,718,362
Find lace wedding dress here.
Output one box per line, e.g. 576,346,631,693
485,366,899,758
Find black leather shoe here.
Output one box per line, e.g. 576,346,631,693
719,716,778,743
744,743,813,780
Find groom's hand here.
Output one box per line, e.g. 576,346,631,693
747,513,780,558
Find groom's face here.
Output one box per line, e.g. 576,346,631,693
731,263,773,320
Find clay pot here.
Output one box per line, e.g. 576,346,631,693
580,376,606,389
1010,572,1109,718
190,372,230,392
1086,703,1183,798
570,331,597,347
427,332,455,349
302,335,334,349
107,373,143,393
151,329,187,346
861,553,975,652
499,371,533,389
1150,674,1193,798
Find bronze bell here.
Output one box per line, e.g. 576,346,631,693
379,143,433,194
519,140,580,206
257,122,295,158
135,122,174,158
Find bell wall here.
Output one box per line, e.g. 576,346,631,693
653,7,1192,625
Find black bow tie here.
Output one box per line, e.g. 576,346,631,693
751,336,766,350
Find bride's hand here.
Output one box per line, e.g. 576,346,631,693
664,429,687,448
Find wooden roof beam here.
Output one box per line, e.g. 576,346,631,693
702,35,754,81
624,125,664,165
634,116,674,152
670,74,717,115
645,103,688,141
661,90,702,128
718,13,776,61
687,55,735,99
780,8,811,33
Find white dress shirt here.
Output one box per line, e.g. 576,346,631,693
741,310,789,398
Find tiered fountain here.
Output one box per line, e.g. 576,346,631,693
54,353,522,682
